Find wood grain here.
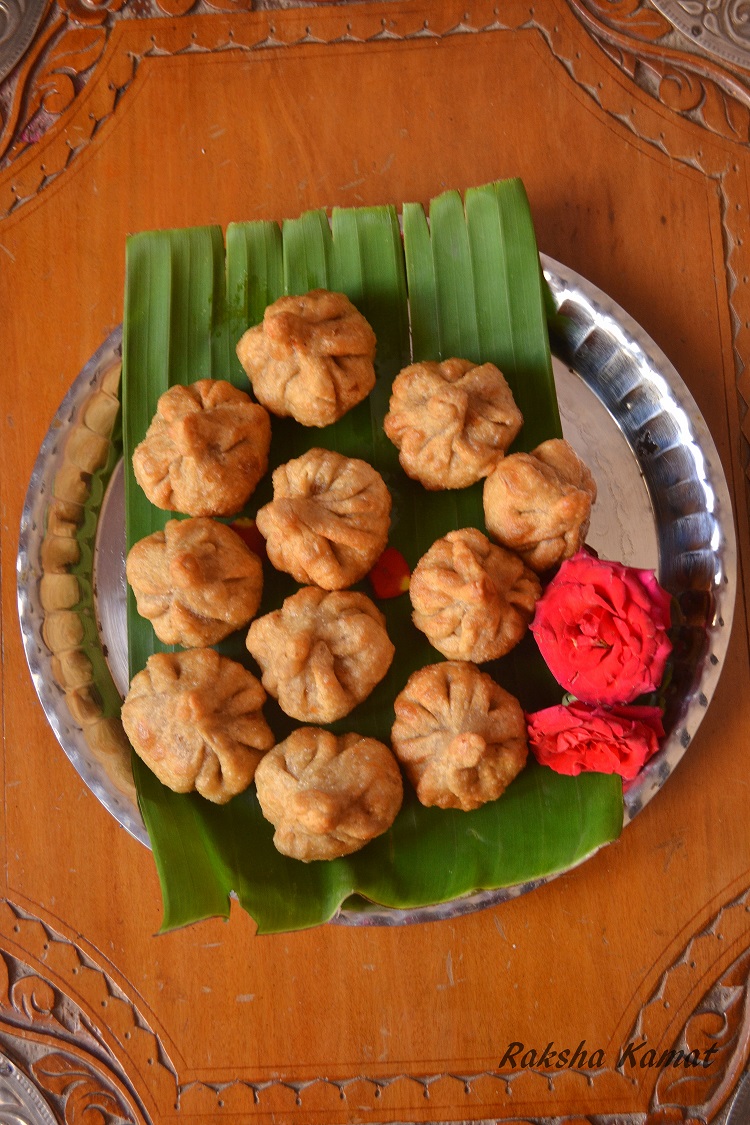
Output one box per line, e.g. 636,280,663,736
1,0,749,1121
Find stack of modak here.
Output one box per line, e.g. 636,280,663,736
122,287,597,863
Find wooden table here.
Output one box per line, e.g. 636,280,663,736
1,1,749,1121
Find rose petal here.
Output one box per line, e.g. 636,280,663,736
526,701,664,779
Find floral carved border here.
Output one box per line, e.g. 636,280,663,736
628,886,750,1121
1,1,750,1119
1,0,750,210
2,886,750,1122
0,0,310,168
566,0,750,144
2,0,750,197
0,898,171,1125
2,0,750,187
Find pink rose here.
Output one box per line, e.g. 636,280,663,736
530,551,672,704
527,702,665,780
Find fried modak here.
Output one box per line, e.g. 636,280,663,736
391,661,527,811
246,586,394,723
121,649,274,804
254,728,404,861
409,527,541,663
132,379,271,517
126,517,263,647
383,358,523,489
483,438,597,572
236,289,377,428
255,447,391,590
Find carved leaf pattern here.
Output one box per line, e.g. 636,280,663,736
0,954,10,1007
597,37,633,70
580,0,673,41
0,934,158,1125
654,58,750,139
653,947,750,1115
569,0,750,144
657,62,705,111
10,977,56,1023
0,0,748,180
30,1053,131,1125
28,26,106,117
700,72,750,139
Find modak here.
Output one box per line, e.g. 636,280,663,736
384,358,522,489
409,527,540,663
246,586,394,723
255,448,391,590
126,517,263,647
391,661,527,811
483,438,597,572
121,649,274,804
236,289,376,427
132,379,270,517
254,728,403,861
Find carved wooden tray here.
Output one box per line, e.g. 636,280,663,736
2,0,750,1120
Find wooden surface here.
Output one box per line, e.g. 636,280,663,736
1,0,750,1121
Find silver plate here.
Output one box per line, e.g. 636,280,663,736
17,258,737,925
650,0,750,74
0,0,47,83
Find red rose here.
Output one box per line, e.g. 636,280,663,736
530,551,672,704
527,702,665,780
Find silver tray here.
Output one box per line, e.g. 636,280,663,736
17,257,737,926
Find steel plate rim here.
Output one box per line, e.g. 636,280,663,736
543,258,736,828
16,257,737,926
17,326,149,848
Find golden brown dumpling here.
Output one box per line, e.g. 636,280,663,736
483,438,597,572
236,289,377,427
255,448,391,590
126,518,263,647
409,527,540,662
132,379,271,517
121,649,274,804
254,728,403,861
384,358,523,489
246,587,394,723
391,661,527,811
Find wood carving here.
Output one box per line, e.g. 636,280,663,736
623,886,750,1121
1,2,750,1122
0,967,148,1123
566,0,750,141
654,946,750,1116
0,6,745,190
0,899,170,1124
2,0,750,185
0,886,748,1121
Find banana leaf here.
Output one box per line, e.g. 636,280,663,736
122,180,623,935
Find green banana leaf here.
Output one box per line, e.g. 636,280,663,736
122,179,623,935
